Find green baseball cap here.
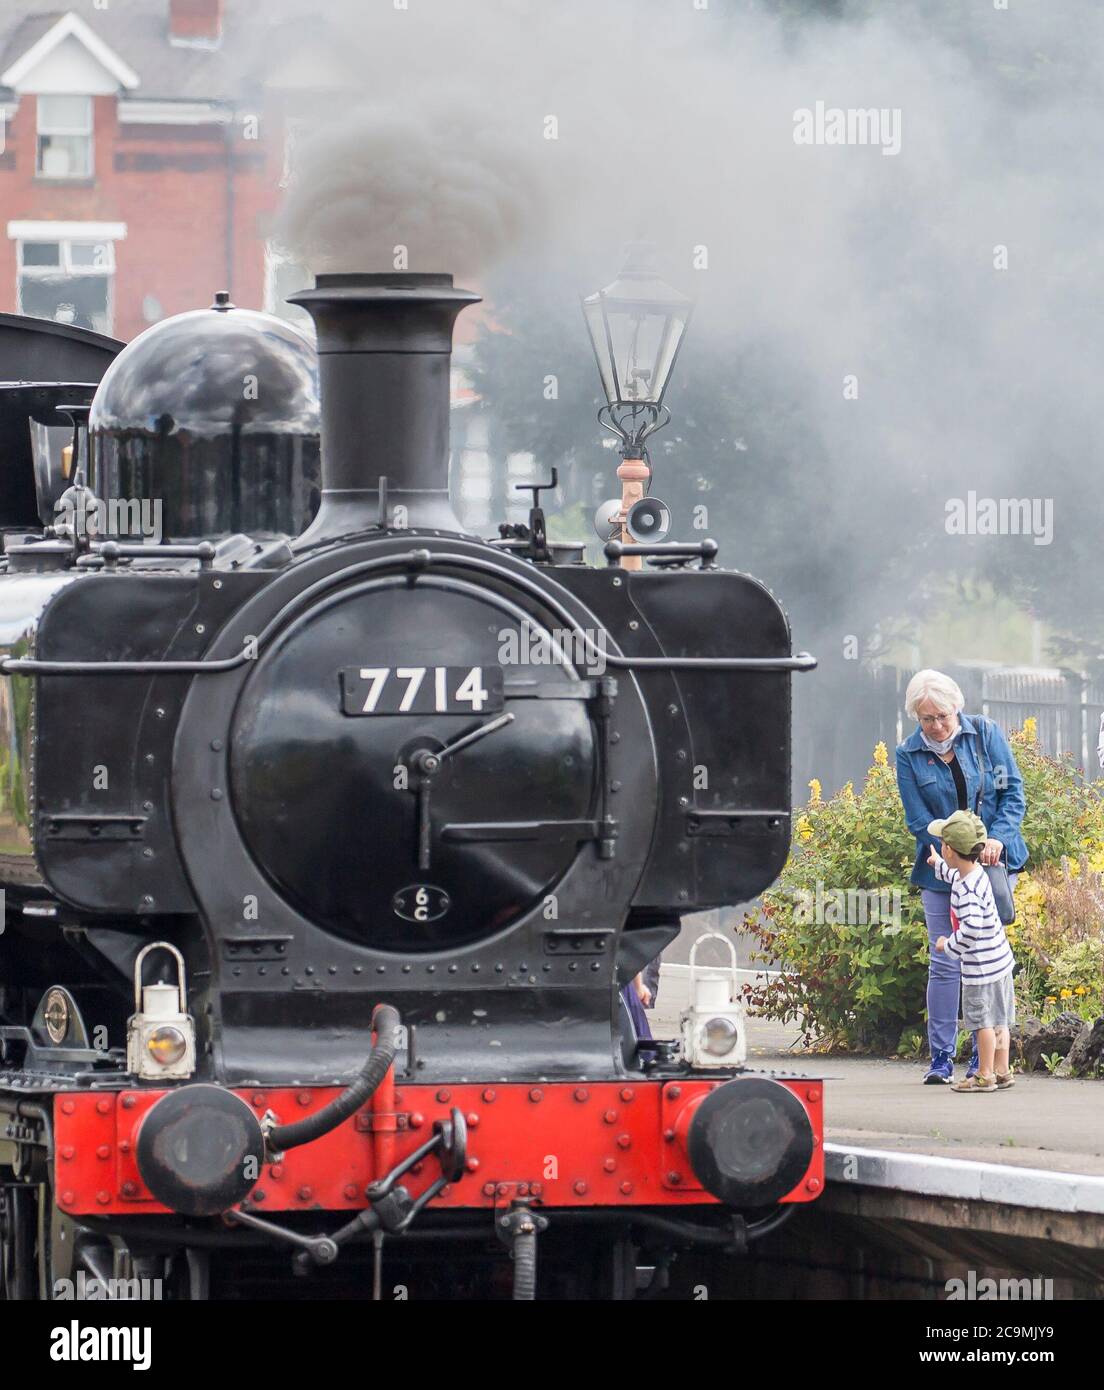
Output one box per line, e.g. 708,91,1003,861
927,809,987,855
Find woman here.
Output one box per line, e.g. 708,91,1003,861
895,670,1028,1084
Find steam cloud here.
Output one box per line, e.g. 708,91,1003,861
266,0,1104,793
274,99,545,279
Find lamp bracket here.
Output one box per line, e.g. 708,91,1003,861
598,403,671,455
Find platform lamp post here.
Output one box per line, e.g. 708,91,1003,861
582,243,693,570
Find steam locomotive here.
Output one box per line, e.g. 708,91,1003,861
0,273,820,1301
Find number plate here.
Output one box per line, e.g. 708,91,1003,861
341,665,504,716
393,885,451,922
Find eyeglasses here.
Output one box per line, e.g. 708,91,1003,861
919,712,956,727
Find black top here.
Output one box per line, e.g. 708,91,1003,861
948,754,968,811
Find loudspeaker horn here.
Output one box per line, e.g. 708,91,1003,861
593,497,623,540
625,496,672,543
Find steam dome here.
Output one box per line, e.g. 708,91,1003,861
90,296,320,542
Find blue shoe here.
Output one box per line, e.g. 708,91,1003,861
965,1036,980,1080
924,1050,954,1085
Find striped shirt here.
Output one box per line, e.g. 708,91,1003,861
934,858,1015,983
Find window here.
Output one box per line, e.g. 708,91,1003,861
36,95,93,179
18,238,114,334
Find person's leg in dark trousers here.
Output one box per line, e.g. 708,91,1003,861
921,888,961,1082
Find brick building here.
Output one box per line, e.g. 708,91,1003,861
0,0,536,536
0,0,292,341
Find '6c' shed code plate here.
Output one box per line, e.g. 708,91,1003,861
393,885,451,922
341,664,504,716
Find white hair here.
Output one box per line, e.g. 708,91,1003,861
904,669,965,721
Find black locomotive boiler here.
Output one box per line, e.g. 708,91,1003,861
0,272,820,1301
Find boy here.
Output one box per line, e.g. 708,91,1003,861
926,809,1016,1093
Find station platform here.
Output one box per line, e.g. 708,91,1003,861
652,964,1104,1178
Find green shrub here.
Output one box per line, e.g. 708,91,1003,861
746,748,928,1051
1046,938,1104,1007
1011,720,1104,862
747,724,1104,1053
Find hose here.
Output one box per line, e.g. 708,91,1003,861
267,1003,401,1152
512,1228,538,1301
746,1204,796,1242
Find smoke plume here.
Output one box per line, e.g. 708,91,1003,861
266,0,1104,789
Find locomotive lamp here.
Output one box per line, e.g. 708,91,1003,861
680,933,747,1068
126,941,196,1081
582,243,692,571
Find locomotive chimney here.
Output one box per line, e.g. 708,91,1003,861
289,272,480,545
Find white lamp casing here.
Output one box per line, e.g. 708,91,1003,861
680,932,748,1068
126,941,197,1080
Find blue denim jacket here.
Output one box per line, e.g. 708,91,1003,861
895,712,1029,891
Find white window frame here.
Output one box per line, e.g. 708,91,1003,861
17,238,115,276
16,237,115,334
35,94,94,180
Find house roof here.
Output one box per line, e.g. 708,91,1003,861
1,12,140,90
0,0,308,104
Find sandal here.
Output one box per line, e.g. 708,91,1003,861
951,1074,996,1092
995,1072,1015,1089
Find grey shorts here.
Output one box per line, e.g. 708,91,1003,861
961,972,1016,1030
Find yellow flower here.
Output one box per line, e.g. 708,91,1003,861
1075,986,1087,995
841,781,855,801
1022,716,1037,742
795,814,814,842
1045,995,1057,1004
1060,989,1073,999
808,778,822,806
872,741,888,767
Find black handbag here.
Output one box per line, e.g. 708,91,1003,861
975,751,1016,925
